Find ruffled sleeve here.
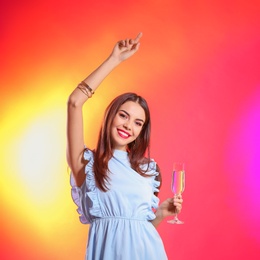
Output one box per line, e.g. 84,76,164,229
70,148,102,224
142,160,161,220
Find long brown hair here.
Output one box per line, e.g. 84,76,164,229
93,92,152,192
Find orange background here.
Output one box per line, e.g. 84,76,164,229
1,1,260,259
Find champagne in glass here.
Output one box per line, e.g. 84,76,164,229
168,162,185,224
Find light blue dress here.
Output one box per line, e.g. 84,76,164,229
70,149,168,260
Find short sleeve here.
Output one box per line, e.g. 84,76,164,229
70,148,102,224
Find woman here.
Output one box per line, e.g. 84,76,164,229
67,32,183,260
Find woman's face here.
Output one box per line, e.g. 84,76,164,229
110,101,146,151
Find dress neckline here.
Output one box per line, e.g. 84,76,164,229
113,149,129,159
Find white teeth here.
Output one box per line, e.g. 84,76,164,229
118,130,129,137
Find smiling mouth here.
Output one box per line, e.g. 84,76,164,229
117,129,131,139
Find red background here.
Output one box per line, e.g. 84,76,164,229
1,1,260,259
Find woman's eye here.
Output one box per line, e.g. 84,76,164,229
119,113,126,118
135,121,143,127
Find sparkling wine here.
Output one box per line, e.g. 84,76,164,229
168,163,185,224
171,170,185,194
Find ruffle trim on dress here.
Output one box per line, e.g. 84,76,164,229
70,148,102,224
144,160,161,221
70,150,161,222
70,174,89,224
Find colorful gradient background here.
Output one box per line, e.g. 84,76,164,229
1,1,260,259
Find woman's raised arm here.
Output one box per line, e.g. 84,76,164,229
66,33,142,186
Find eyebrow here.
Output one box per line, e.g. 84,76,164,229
119,109,145,123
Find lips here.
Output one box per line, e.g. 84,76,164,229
117,129,131,139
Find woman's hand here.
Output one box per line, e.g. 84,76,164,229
110,32,143,62
151,195,183,228
157,195,183,218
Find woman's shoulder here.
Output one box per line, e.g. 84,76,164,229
140,157,161,195
140,157,160,173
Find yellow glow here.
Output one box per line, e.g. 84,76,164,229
0,88,74,238
17,109,65,202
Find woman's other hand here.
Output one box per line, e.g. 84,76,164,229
110,32,143,62
158,195,183,218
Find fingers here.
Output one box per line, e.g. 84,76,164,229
176,194,183,200
173,195,183,205
118,39,136,49
134,32,143,43
118,39,131,48
173,195,183,213
118,32,142,50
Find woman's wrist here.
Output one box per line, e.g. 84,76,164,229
106,54,122,68
155,208,165,221
151,210,164,228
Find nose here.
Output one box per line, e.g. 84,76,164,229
123,122,131,130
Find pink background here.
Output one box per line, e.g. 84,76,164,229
1,1,259,259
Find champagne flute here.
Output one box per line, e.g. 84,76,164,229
168,162,185,224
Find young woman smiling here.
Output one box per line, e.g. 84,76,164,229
67,32,183,260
